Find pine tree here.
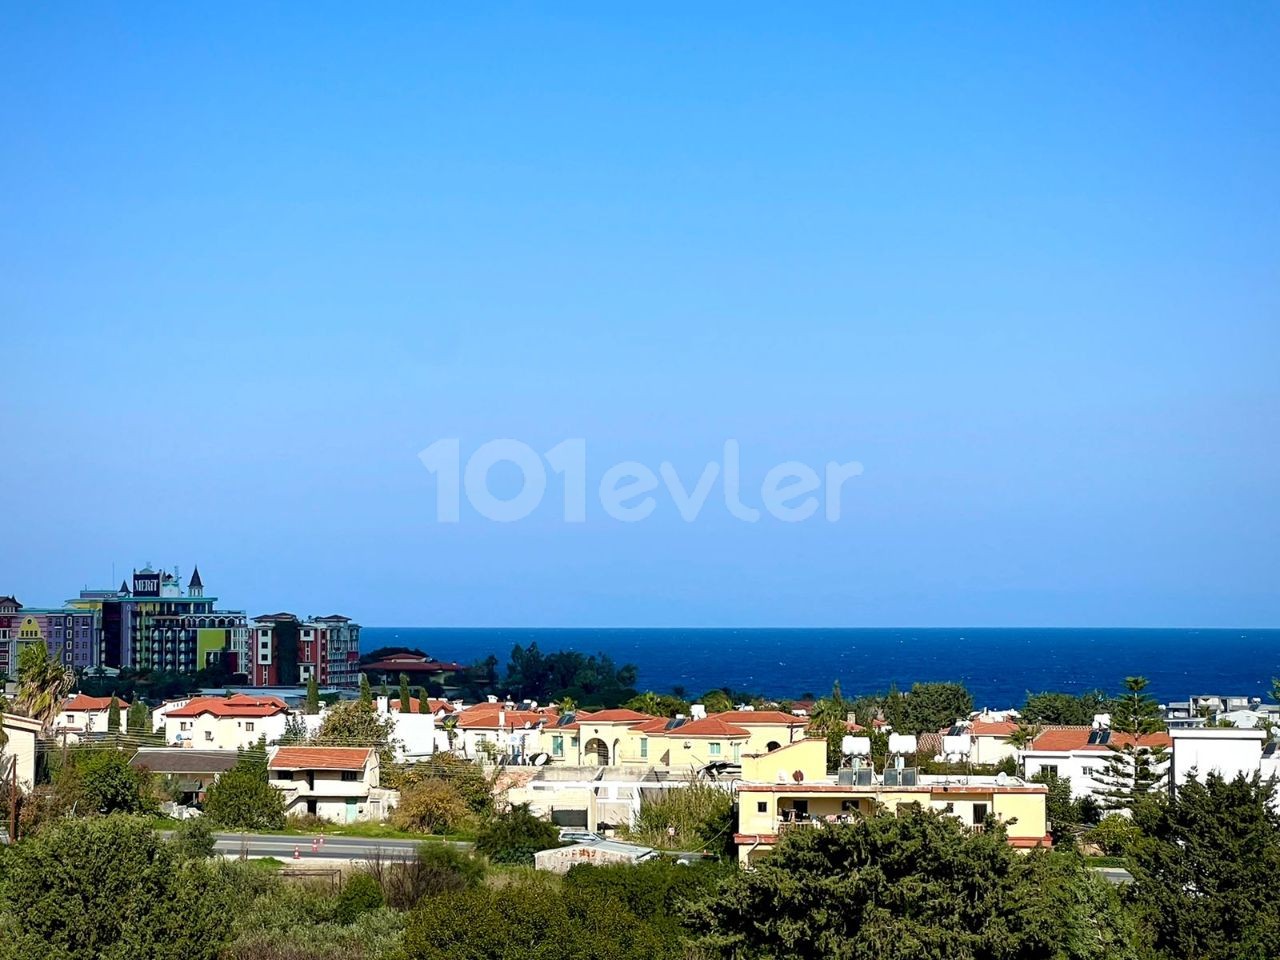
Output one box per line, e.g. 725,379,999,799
1096,676,1169,810
305,673,320,715
399,672,412,712
106,695,121,733
359,672,372,705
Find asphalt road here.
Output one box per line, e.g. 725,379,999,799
209,832,465,862
1093,866,1134,885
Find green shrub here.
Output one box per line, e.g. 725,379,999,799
625,780,734,856
390,779,469,834
1087,813,1141,856
169,816,216,859
204,763,285,831
334,873,384,924
474,804,560,866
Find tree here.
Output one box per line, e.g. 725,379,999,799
358,672,373,705
898,681,973,734
807,681,849,771
1022,690,1108,726
1004,723,1040,775
127,700,150,736
1096,676,1169,810
699,689,734,714
417,688,430,714
1129,772,1280,960
0,814,245,960
314,700,396,755
304,673,320,715
686,807,1138,960
624,691,690,718
391,778,468,834
106,695,121,733
13,642,74,733
399,672,412,712
1030,771,1098,843
474,804,561,865
203,755,285,830
333,873,384,924
277,713,309,745
60,748,154,815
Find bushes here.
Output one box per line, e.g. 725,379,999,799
363,843,486,909
334,873,384,924
563,858,730,945
625,780,734,856
204,760,285,831
170,816,216,859
1087,813,1142,856
392,754,494,815
474,804,561,865
53,748,154,816
402,874,668,960
0,814,249,960
390,779,468,834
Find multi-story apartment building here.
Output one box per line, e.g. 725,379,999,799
0,595,99,675
243,612,361,687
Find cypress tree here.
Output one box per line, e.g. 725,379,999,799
127,701,149,735
399,672,412,712
417,688,430,714
305,673,320,714
106,695,121,733
358,672,372,706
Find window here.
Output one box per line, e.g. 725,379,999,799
245,722,255,732
709,742,721,756
639,738,648,759
341,771,359,782
552,736,564,757
180,721,192,731
757,801,767,813
972,803,988,825
1081,765,1094,777
204,731,213,741
1041,764,1059,778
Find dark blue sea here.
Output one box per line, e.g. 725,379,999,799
361,628,1280,709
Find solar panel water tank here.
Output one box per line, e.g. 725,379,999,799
887,734,917,755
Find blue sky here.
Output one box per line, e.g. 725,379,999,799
2,5,1277,626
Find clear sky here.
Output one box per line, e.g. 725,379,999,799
2,5,1277,627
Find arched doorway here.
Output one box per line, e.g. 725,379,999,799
583,738,609,765
766,741,782,752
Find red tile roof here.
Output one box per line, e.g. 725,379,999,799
64,694,130,711
1030,727,1171,753
269,747,372,771
167,694,289,719
388,697,457,714
574,708,652,724
666,716,751,739
713,710,808,727
456,705,555,730
967,720,1020,736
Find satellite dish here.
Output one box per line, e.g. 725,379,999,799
792,770,804,783
996,771,1009,786
523,721,532,729
532,753,549,766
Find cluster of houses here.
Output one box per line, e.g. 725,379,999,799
3,688,1277,863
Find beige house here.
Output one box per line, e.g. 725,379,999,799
267,746,395,822
0,714,41,792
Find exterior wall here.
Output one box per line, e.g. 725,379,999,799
972,735,1018,766
165,711,288,750
0,715,41,791
57,708,112,734
732,722,808,757
735,783,1049,866
740,738,828,784
1023,748,1171,803
1169,728,1266,789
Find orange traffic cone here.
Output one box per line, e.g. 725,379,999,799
293,845,301,860
310,838,319,853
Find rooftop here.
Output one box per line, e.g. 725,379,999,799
269,747,373,771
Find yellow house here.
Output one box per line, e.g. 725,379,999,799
541,708,812,774
734,776,1050,866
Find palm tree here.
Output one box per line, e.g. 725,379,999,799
1004,723,1041,777
12,643,74,734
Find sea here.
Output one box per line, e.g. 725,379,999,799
360,627,1280,709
